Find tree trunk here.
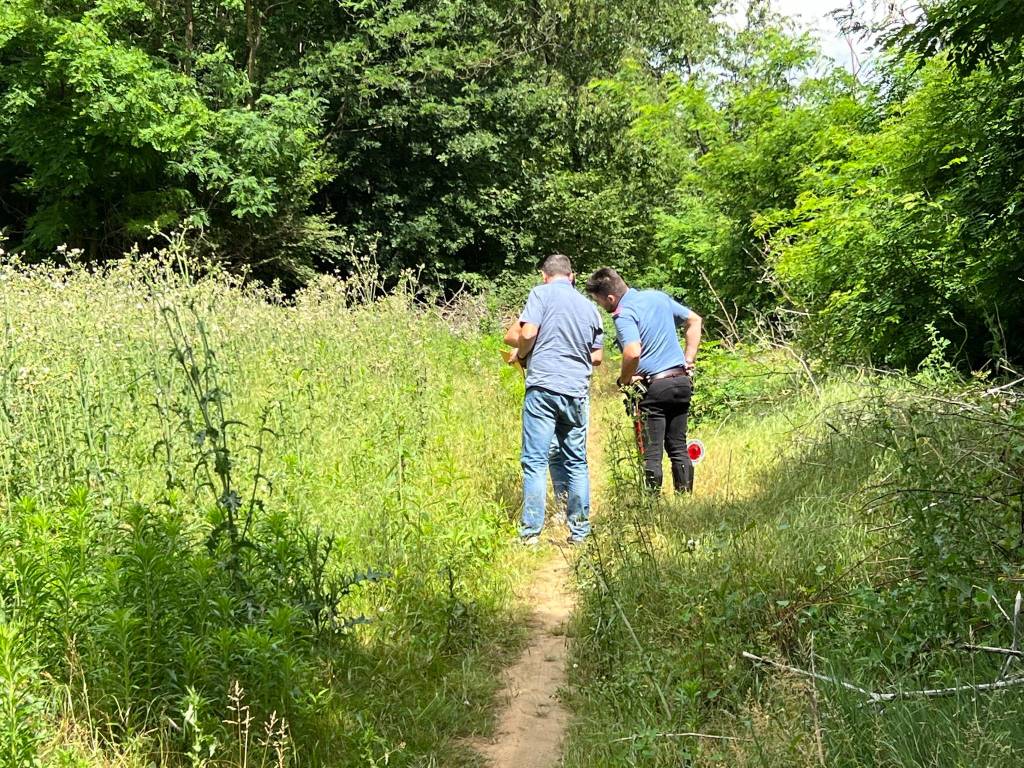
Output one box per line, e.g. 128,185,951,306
184,0,194,75
245,0,259,105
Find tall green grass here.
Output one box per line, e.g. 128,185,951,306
566,368,1024,767
0,255,529,766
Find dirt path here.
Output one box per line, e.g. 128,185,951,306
469,544,575,768
470,378,616,767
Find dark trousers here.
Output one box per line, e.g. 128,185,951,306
637,376,693,493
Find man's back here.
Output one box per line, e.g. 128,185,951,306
614,288,689,376
520,279,603,398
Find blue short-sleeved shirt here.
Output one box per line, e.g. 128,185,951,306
519,278,604,398
613,288,690,377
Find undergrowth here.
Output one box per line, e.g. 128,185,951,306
567,369,1024,767
0,254,528,767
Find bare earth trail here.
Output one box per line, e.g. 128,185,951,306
469,547,575,768
469,382,614,768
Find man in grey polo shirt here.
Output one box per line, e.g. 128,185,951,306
513,254,604,545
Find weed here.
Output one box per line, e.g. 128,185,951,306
0,255,526,766
567,373,1024,767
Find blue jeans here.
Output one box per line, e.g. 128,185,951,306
548,393,589,501
521,388,591,541
549,441,568,503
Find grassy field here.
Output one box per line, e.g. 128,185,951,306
5,255,1024,767
0,256,535,767
565,367,1024,767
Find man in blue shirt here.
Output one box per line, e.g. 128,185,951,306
586,267,703,493
503,316,574,524
514,254,604,545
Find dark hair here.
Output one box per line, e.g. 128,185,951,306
586,267,627,297
539,253,573,277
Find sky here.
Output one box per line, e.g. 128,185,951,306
726,0,888,76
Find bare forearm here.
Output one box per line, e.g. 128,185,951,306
618,341,642,384
503,319,521,347
684,315,702,364
517,323,539,359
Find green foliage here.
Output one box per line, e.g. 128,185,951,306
0,0,727,279
0,1,331,278
885,0,1024,75
687,343,798,425
561,4,1024,370
761,54,1024,367
3,0,1024,372
0,620,43,768
567,375,1024,766
0,256,527,766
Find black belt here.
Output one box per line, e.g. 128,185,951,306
647,366,689,382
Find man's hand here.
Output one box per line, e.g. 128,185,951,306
618,379,647,415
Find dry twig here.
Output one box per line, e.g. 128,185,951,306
743,650,1024,703
984,376,1024,396
960,644,1024,659
997,591,1022,682
612,732,749,744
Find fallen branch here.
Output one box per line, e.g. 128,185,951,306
960,644,1024,659
612,732,750,744
997,591,1022,682
742,651,1024,703
742,652,877,698
984,376,1024,396
867,515,913,534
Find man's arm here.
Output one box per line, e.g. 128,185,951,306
516,289,544,361
517,323,539,360
613,313,642,386
503,318,521,347
683,311,702,368
619,341,641,386
591,314,604,367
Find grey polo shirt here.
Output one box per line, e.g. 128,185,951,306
519,278,604,398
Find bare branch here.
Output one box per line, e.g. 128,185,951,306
960,644,1024,659
696,265,740,348
743,650,1024,703
612,732,750,744
998,591,1022,681
984,376,1024,396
